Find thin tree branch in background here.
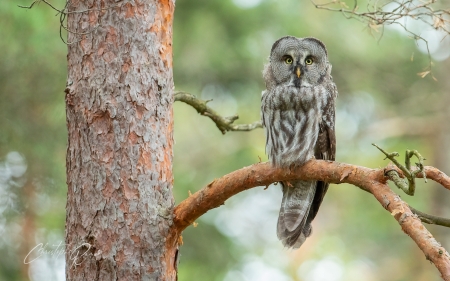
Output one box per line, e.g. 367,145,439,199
174,91,262,134
18,0,61,12
18,0,117,45
409,205,450,228
310,0,450,78
173,160,450,280
19,0,79,44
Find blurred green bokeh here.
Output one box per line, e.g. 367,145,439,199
1,0,449,280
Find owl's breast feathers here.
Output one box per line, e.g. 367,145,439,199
261,83,335,168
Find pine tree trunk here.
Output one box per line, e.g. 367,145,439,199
64,0,177,280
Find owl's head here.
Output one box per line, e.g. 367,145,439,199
264,36,331,90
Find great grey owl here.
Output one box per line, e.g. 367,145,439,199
261,36,337,249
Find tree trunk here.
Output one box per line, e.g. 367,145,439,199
64,0,177,280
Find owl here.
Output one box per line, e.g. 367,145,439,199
261,36,337,249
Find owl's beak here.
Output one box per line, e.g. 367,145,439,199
295,66,301,78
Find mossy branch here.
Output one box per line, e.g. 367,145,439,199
373,143,427,196
174,91,262,134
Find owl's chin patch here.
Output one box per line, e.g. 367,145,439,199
293,78,302,88
291,77,313,88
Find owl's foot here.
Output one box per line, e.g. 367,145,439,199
372,143,427,196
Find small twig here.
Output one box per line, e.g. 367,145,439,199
18,0,61,12
373,143,412,194
373,143,427,196
310,0,449,77
174,91,262,134
410,205,450,228
18,0,119,45
407,149,427,182
385,170,409,192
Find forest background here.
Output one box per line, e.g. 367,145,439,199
1,0,449,280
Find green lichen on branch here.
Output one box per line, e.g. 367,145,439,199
406,149,427,182
174,91,262,134
373,143,427,196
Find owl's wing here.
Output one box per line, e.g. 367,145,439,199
307,96,336,225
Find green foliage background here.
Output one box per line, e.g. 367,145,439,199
0,0,449,280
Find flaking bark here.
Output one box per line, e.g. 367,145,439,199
65,0,177,280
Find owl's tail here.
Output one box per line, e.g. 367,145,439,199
277,180,316,249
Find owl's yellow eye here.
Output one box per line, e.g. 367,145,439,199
285,57,293,64
305,57,314,65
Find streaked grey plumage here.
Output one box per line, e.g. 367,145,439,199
261,36,337,249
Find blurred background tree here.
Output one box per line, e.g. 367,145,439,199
0,0,449,280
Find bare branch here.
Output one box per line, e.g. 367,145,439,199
173,160,450,280
310,0,450,77
409,205,450,228
310,0,449,32
174,91,262,134
18,0,61,12
18,0,119,45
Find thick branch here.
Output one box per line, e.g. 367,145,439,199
421,166,450,191
174,91,262,134
173,160,450,280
